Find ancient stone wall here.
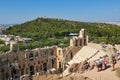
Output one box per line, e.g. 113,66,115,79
70,28,88,47
0,46,63,80
66,29,88,62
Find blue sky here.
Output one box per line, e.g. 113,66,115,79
0,0,120,24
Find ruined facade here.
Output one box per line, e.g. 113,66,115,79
0,28,88,80
0,46,63,80
70,28,88,47
65,29,88,62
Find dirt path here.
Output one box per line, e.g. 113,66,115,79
81,60,120,80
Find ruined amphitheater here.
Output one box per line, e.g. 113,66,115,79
1,28,120,80
33,29,120,80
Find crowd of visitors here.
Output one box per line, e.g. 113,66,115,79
95,55,109,72
94,52,120,72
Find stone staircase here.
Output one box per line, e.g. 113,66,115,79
62,44,108,76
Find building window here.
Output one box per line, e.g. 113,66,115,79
59,50,61,55
51,52,53,56
12,68,17,74
52,59,54,67
36,66,38,72
6,73,9,79
75,39,78,47
28,63,30,66
40,65,42,71
19,65,21,69
38,61,40,64
70,52,73,59
42,51,47,57
1,69,4,73
35,52,38,58
50,49,54,55
21,68,24,75
29,53,34,61
23,64,25,68
84,39,86,45
29,53,33,58
13,56,18,62
26,68,28,74
30,66,34,75
43,63,47,71
59,62,61,69
80,39,82,46
43,52,47,57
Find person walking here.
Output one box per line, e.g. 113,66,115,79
95,57,103,72
102,56,108,70
111,56,117,71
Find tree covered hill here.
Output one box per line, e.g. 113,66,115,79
4,18,120,43
5,18,92,40
1,17,120,52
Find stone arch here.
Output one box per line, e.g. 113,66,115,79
29,53,34,58
59,62,62,69
29,65,34,76
70,52,73,59
52,59,54,67
43,63,47,71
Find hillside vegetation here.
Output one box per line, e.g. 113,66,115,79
1,17,120,52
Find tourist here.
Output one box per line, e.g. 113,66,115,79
95,58,102,72
111,56,117,71
115,53,120,60
102,56,108,70
99,57,103,69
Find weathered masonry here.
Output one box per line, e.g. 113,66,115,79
0,28,88,80
70,28,88,47
65,28,88,62
0,46,63,80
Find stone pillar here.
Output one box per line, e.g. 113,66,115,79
78,28,88,46
70,39,74,47
86,35,89,45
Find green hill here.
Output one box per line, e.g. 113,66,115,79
5,18,94,40
1,17,120,52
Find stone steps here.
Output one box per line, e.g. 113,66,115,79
62,44,108,76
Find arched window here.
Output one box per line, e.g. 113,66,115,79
35,52,38,58
36,66,39,72
80,39,82,46
59,62,62,68
29,53,34,61
13,56,18,62
40,65,42,71
29,53,33,58
43,63,47,71
26,68,28,74
52,59,54,67
70,52,73,59
75,39,78,47
50,49,54,55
